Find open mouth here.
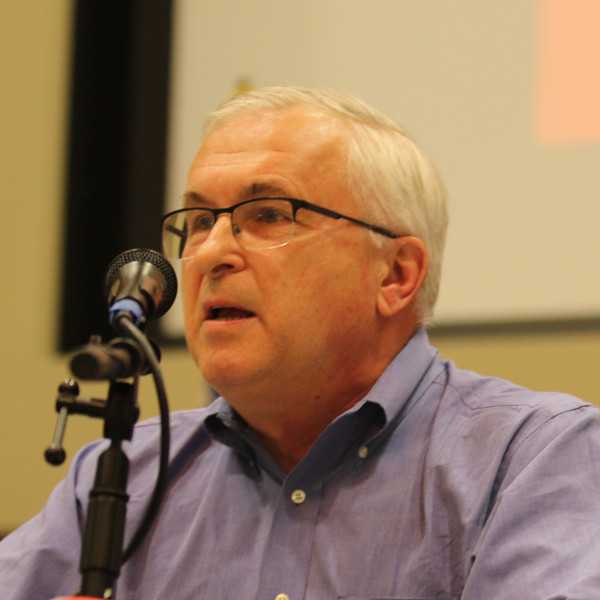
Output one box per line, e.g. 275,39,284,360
208,307,255,321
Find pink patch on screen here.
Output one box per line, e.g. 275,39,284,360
535,0,600,142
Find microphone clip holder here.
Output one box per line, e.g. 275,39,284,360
69,333,156,382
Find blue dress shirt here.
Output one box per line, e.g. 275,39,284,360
2,328,600,599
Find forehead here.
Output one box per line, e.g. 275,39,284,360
187,106,351,203
202,105,347,155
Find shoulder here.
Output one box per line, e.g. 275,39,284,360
133,406,214,442
441,359,595,417
70,403,225,496
430,360,600,460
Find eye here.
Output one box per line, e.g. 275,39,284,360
257,207,289,224
188,210,214,232
244,200,293,226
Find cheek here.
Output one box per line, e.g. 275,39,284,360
287,255,379,331
180,265,202,326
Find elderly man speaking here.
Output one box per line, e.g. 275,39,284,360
2,87,600,600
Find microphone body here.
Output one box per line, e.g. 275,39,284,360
104,249,177,328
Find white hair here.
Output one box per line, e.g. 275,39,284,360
203,86,449,325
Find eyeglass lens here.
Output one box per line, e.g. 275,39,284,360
162,198,296,258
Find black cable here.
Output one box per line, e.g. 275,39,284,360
116,316,171,563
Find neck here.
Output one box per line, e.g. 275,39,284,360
227,344,399,472
219,322,420,472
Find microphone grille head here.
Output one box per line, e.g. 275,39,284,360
104,248,178,318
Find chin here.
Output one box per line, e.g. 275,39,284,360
198,354,261,392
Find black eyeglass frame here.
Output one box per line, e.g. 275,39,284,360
161,197,400,255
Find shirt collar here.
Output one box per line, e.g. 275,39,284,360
361,327,441,425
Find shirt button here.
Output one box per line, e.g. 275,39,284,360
358,445,369,459
291,489,306,504
275,594,290,600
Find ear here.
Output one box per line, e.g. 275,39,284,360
376,236,428,318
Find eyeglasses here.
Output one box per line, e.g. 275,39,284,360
161,197,400,259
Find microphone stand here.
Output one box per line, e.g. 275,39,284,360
78,378,139,599
46,332,146,599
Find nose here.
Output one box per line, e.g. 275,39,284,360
187,214,246,277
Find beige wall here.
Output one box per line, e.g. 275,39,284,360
0,0,205,534
1,0,598,535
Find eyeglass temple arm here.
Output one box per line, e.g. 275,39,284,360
295,200,400,239
164,224,186,239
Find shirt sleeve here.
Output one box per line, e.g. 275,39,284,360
0,440,105,600
462,402,600,599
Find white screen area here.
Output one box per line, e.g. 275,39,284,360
161,0,600,337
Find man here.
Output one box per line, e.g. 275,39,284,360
2,86,600,599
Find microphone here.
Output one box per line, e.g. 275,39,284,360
104,248,177,329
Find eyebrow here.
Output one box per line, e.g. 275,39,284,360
182,191,208,208
182,182,293,208
245,182,291,198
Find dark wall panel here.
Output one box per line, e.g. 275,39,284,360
60,0,172,351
